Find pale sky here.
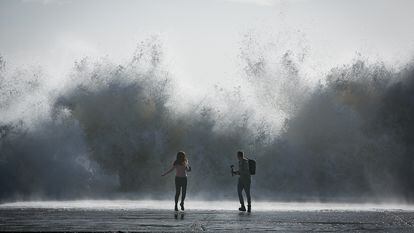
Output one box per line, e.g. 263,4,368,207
1,0,414,93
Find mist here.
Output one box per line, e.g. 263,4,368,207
1,35,414,203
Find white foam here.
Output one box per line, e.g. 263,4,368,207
1,200,414,211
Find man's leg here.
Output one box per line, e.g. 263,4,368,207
244,180,251,212
245,180,251,206
238,179,246,211
237,179,244,205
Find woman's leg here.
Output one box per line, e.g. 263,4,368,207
175,177,181,208
180,177,187,204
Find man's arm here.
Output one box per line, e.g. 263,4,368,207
231,165,240,175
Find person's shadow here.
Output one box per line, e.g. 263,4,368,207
238,212,251,216
174,212,185,220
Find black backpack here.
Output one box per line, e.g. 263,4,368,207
248,159,256,175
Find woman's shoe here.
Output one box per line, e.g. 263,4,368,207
247,205,251,213
175,205,178,211
239,205,246,211
180,202,185,211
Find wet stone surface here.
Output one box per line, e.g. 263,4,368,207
1,208,414,232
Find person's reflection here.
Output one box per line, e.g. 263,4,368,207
174,212,185,220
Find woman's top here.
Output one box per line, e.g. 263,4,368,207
174,162,191,177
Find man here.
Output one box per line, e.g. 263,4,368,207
232,151,251,212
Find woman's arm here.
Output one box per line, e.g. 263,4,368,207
186,162,191,172
161,165,175,176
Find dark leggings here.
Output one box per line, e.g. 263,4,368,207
238,178,251,206
175,176,187,205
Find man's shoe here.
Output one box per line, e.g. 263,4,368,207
239,205,246,211
174,205,178,211
180,202,185,211
247,205,251,213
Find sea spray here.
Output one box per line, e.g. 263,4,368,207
1,39,414,202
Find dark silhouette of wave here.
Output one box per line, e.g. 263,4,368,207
1,40,414,202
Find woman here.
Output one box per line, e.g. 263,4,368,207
161,151,191,211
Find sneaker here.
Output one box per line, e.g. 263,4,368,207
247,205,251,213
180,202,185,211
239,205,246,211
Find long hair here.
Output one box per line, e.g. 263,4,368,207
174,151,187,166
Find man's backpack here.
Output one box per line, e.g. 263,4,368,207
248,159,256,175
